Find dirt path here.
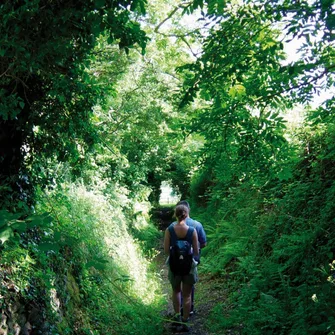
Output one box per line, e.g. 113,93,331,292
152,207,228,335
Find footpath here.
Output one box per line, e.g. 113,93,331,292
152,207,227,335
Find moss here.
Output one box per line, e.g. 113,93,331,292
66,273,80,304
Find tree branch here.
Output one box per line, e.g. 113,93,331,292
263,64,335,103
154,2,192,33
180,36,199,58
0,65,11,78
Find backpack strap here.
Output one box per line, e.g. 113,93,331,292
168,224,194,244
185,226,194,244
168,224,178,245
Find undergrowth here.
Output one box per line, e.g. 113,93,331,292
0,182,164,334
189,124,335,334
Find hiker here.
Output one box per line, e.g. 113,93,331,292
164,204,199,332
177,200,207,315
177,200,207,258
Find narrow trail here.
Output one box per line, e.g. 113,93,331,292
152,207,228,335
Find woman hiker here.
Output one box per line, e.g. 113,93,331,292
164,204,199,332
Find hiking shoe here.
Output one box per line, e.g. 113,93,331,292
189,306,195,316
171,313,181,330
179,319,190,333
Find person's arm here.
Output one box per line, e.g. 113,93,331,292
164,228,170,256
198,224,207,249
192,230,199,258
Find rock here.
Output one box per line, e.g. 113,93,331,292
23,321,32,335
0,310,8,335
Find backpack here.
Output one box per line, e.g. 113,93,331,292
168,225,194,276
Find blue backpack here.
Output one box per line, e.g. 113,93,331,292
168,225,194,276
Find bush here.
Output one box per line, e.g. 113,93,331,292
0,182,164,334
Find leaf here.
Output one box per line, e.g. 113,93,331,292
278,167,293,181
38,242,60,253
0,227,14,244
115,275,134,282
10,220,27,233
0,210,21,229
0,211,9,229
95,0,105,8
58,95,65,103
228,84,246,99
26,212,53,228
85,257,109,270
43,213,53,224
139,1,146,15
326,13,335,32
53,231,62,242
25,254,36,264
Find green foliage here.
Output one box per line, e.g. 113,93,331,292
0,182,164,334
189,168,214,207
192,117,335,334
177,0,335,192
1,0,335,334
0,0,148,207
178,1,335,334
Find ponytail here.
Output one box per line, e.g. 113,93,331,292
175,204,189,222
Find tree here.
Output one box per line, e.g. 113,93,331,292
177,0,334,199
176,1,335,333
0,0,147,209
82,0,207,203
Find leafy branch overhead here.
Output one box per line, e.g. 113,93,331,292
0,0,148,207
0,0,335,333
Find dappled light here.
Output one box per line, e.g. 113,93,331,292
0,0,335,334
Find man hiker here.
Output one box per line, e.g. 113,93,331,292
176,200,207,315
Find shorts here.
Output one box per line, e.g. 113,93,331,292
168,261,198,290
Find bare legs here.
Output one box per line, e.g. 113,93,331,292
172,283,193,320
181,284,192,321
181,285,195,314
172,288,181,314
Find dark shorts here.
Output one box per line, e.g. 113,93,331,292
168,267,198,290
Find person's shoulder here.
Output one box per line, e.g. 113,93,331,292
167,222,177,230
186,217,203,228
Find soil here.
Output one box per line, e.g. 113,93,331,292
151,207,228,335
